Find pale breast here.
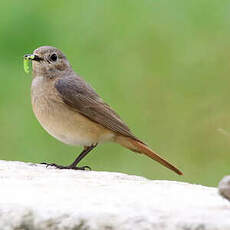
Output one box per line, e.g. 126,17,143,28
31,76,115,146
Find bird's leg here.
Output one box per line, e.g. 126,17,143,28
67,144,97,169
41,144,97,170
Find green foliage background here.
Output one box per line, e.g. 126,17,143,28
0,0,230,186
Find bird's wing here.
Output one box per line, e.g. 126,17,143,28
55,75,141,142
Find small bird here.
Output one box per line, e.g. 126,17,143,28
24,46,182,175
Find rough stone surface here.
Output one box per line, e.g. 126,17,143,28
219,175,230,200
0,160,229,230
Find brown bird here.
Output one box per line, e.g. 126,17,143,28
24,46,182,175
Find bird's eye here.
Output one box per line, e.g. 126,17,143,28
50,53,58,62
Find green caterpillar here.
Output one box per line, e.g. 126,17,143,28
23,55,34,74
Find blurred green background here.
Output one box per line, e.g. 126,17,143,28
0,0,230,186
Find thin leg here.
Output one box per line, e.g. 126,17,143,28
68,145,97,168
41,144,97,170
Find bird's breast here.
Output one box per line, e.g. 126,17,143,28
31,76,115,146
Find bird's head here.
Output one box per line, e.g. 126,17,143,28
24,46,71,78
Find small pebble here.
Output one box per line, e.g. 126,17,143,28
218,175,230,200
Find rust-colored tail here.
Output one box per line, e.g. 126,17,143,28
115,136,183,175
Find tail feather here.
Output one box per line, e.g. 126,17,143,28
116,136,183,175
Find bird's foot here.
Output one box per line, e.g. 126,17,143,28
40,162,91,170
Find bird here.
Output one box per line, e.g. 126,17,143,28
24,46,183,175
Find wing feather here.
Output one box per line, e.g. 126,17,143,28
55,76,140,142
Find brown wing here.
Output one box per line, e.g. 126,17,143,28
55,75,141,142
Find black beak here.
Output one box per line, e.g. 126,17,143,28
24,54,42,62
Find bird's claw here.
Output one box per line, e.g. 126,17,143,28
78,165,91,170
40,162,91,170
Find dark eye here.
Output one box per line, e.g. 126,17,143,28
50,53,57,62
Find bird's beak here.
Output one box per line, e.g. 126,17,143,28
24,54,42,62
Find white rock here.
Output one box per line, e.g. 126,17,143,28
0,160,229,230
